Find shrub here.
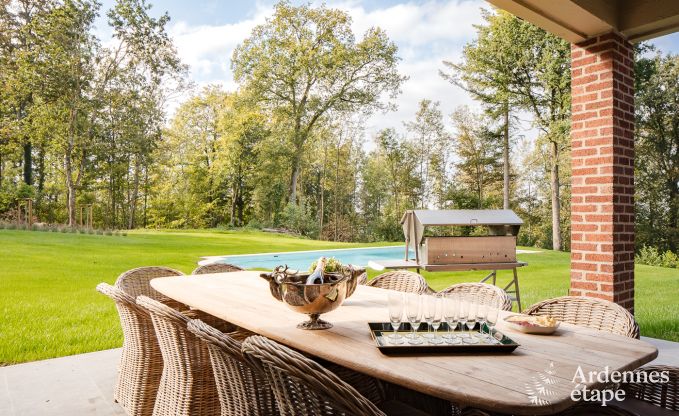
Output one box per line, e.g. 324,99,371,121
279,202,319,238
636,245,679,268
661,250,679,268
245,218,264,230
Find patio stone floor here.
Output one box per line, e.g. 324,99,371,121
1,337,677,415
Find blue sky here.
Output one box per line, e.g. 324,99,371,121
95,0,679,137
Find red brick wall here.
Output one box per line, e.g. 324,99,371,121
570,33,635,312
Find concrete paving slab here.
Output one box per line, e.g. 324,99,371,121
643,336,679,367
0,349,124,416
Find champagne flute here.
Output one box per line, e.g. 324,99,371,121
429,294,443,344
442,293,457,340
475,302,488,341
486,302,500,344
387,292,404,344
464,299,479,344
422,295,436,339
458,298,469,339
405,293,423,345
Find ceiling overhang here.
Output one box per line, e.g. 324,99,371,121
486,0,679,43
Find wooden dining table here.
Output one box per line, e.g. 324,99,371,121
151,271,658,415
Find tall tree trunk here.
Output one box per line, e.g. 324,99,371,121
668,179,679,252
37,146,45,193
23,142,33,186
503,104,510,209
289,153,302,205
65,107,78,227
23,143,32,185
128,156,141,229
65,152,76,227
550,140,562,251
334,142,341,241
319,145,327,235
143,166,149,228
230,183,237,227
19,97,33,186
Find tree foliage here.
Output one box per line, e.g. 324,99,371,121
232,1,405,204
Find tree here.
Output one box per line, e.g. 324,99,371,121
232,1,405,204
635,49,679,251
404,99,451,209
217,93,268,227
27,0,99,227
451,106,503,209
0,0,56,187
442,9,518,210
444,10,570,250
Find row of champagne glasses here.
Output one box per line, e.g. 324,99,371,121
388,291,501,345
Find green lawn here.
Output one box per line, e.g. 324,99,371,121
1,228,677,365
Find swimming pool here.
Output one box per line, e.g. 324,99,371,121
203,246,411,270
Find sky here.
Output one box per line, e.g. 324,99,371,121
94,0,679,140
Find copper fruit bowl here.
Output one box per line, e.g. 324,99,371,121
260,265,360,330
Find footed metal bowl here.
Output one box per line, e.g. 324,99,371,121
260,270,349,330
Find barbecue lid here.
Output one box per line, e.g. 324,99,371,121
401,210,523,249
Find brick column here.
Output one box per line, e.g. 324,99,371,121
570,33,635,312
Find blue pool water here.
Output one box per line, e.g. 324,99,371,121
210,246,410,270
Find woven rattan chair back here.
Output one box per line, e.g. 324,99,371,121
192,263,244,275
524,296,640,338
242,335,386,416
356,270,368,285
136,296,221,416
624,365,679,411
555,404,634,415
96,283,162,416
188,319,277,416
366,270,428,294
115,266,184,301
439,283,513,311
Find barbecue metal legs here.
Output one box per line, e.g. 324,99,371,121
480,268,522,312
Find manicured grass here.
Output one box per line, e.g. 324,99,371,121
1,229,677,364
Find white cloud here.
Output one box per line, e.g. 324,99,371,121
168,9,271,83
165,0,486,139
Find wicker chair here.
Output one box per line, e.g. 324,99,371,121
137,295,230,416
95,266,185,416
439,283,513,311
115,266,184,304
622,364,679,412
524,296,640,338
242,335,431,416
366,270,428,294
97,283,163,416
356,271,369,285
555,404,635,415
192,263,244,275
187,319,278,416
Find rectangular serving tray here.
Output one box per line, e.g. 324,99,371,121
368,322,520,355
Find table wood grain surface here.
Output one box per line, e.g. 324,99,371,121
151,271,657,415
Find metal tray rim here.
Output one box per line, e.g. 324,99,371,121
368,322,520,355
